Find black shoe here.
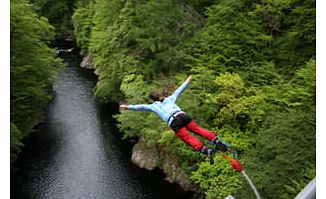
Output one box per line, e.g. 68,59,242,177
200,146,215,165
207,148,214,165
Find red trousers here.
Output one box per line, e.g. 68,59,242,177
175,120,217,151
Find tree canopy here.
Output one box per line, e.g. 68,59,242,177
11,0,315,198
10,0,62,163
72,0,315,198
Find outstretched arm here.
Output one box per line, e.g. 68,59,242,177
120,104,153,112
170,76,192,102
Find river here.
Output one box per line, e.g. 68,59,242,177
11,41,193,199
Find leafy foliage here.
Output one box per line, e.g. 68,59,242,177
251,0,316,76
10,123,24,164
130,0,198,76
10,0,62,162
72,3,94,52
191,157,243,199
31,0,75,38
228,59,316,199
73,0,315,198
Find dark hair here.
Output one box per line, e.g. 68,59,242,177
150,91,164,102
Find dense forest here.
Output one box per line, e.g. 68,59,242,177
10,0,63,163
11,0,315,198
72,0,315,198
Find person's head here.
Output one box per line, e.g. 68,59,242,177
150,91,164,102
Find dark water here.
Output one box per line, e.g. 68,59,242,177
11,41,193,199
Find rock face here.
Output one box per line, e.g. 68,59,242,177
131,137,158,170
80,54,100,76
161,153,193,190
80,54,94,69
94,68,100,76
131,137,196,191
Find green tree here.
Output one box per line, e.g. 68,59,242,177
10,0,62,162
183,0,315,197
130,0,198,76
89,0,137,101
72,3,94,52
251,0,316,76
236,60,316,199
82,0,200,102
31,0,75,38
72,0,315,198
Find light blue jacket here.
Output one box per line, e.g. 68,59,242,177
128,79,190,126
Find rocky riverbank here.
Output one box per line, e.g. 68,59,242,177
131,137,196,191
80,54,99,75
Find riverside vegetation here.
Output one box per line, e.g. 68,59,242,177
11,0,315,198
10,0,63,163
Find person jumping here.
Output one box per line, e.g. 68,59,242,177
119,76,227,158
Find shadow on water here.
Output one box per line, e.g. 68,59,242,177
11,40,194,199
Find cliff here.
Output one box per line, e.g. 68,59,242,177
131,137,196,191
80,54,99,75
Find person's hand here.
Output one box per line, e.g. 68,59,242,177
119,104,129,110
186,76,192,83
